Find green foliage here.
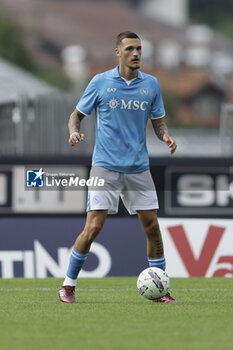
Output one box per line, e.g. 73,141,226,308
189,0,233,39
163,92,180,127
36,69,73,91
0,13,72,90
0,13,36,72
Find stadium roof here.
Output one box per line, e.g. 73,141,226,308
0,58,56,104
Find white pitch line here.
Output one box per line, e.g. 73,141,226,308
174,288,231,292
0,288,136,292
0,288,56,292
0,288,230,292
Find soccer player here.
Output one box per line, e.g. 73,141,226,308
59,31,178,303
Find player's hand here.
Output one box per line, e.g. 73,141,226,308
69,132,85,146
163,134,177,154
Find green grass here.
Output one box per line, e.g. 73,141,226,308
0,277,232,350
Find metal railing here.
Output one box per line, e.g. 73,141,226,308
220,104,233,156
1,95,232,157
0,93,95,156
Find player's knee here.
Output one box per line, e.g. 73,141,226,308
83,222,103,242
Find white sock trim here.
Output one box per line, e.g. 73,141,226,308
63,276,77,287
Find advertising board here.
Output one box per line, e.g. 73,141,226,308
0,217,232,278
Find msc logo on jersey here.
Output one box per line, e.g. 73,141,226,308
26,168,45,188
108,98,149,111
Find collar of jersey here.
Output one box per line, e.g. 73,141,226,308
112,66,142,80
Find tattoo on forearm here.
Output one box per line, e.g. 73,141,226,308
69,113,83,134
153,122,168,141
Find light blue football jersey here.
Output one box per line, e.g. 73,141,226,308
77,66,165,173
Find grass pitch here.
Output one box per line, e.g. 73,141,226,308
0,277,232,350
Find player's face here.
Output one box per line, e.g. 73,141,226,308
115,38,142,70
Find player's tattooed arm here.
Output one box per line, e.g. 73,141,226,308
68,108,86,146
151,117,177,154
151,118,168,141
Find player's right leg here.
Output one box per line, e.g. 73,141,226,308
59,165,121,303
59,210,108,303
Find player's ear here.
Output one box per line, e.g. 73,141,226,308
115,47,120,57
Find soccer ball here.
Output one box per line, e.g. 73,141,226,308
137,267,170,300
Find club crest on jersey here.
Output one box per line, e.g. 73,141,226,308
140,88,148,96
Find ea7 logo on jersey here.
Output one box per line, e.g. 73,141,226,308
108,98,149,111
107,88,117,92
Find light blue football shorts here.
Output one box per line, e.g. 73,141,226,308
87,166,159,215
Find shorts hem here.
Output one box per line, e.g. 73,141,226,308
130,206,159,210
129,206,159,215
87,208,118,214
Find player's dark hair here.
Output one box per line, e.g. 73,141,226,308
116,31,140,47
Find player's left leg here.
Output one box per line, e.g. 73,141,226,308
137,209,178,303
137,209,166,269
122,171,167,271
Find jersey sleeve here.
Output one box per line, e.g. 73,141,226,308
76,75,99,116
150,80,166,119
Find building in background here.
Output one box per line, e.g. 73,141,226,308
1,0,233,71
0,58,55,105
0,57,94,156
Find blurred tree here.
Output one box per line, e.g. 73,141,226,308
37,69,73,91
163,92,180,127
0,13,72,90
189,0,233,39
0,13,36,72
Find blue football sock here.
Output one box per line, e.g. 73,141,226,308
66,248,89,279
148,256,166,271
